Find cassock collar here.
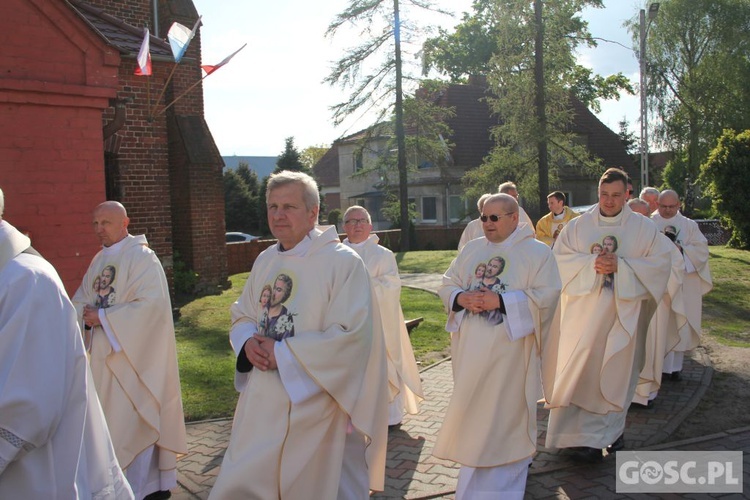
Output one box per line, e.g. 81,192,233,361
278,229,316,256
488,224,524,250
343,233,378,249
101,234,130,256
597,207,626,226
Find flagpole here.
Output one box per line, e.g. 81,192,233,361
149,63,179,120
154,72,210,117
154,43,246,117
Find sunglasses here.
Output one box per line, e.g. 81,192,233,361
480,213,514,222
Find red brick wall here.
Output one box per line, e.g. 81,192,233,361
0,0,119,294
0,103,109,293
108,61,175,272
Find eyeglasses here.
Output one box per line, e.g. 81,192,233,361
344,218,369,226
480,213,515,222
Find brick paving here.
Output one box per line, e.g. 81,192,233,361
170,274,749,499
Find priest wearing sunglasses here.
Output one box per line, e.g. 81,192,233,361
434,193,561,499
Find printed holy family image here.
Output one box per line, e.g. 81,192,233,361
590,235,618,290
258,272,296,341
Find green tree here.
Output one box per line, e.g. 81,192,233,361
325,0,448,250
632,0,750,210
301,144,330,169
618,118,638,156
236,162,260,195
700,128,750,249
357,82,455,228
275,137,309,174
423,0,633,211
223,168,257,233
423,0,633,111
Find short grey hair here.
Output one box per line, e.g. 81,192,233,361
498,181,517,194
266,170,320,210
477,193,492,211
344,205,371,223
639,187,660,199
0,187,4,218
628,198,649,212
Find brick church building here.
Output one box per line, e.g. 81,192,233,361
0,0,227,294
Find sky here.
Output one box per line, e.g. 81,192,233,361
191,0,646,157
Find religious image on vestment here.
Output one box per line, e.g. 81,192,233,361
663,225,683,252
258,272,296,341
591,235,618,290
469,254,509,325
93,264,117,308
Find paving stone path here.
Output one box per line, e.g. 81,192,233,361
170,274,749,499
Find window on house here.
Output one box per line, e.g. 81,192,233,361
448,195,466,222
356,198,365,207
353,151,363,172
422,196,437,223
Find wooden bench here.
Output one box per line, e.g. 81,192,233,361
404,317,424,335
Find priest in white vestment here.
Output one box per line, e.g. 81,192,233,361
0,188,133,499
651,190,712,379
72,202,187,499
544,168,672,463
342,206,424,427
458,193,491,251
627,199,687,407
209,171,389,499
434,193,561,499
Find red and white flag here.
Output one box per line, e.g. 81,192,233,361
134,27,152,76
201,43,247,76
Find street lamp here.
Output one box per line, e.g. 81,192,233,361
639,2,660,189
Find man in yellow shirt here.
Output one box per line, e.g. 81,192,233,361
535,191,579,247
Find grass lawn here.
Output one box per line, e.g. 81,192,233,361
175,266,450,421
175,246,748,421
701,246,750,347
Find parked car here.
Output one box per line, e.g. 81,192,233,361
226,232,259,243
570,204,596,214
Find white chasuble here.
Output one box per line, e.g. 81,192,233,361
434,224,560,467
344,234,424,415
210,226,388,499
0,221,132,499
545,205,671,449
72,235,187,477
651,212,712,353
634,238,687,404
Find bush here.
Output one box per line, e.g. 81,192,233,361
173,251,199,295
700,129,750,249
327,208,341,229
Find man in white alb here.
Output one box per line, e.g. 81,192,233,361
435,193,560,498
73,201,187,499
0,187,133,499
209,171,389,499
651,190,712,380
342,205,424,429
544,168,672,462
